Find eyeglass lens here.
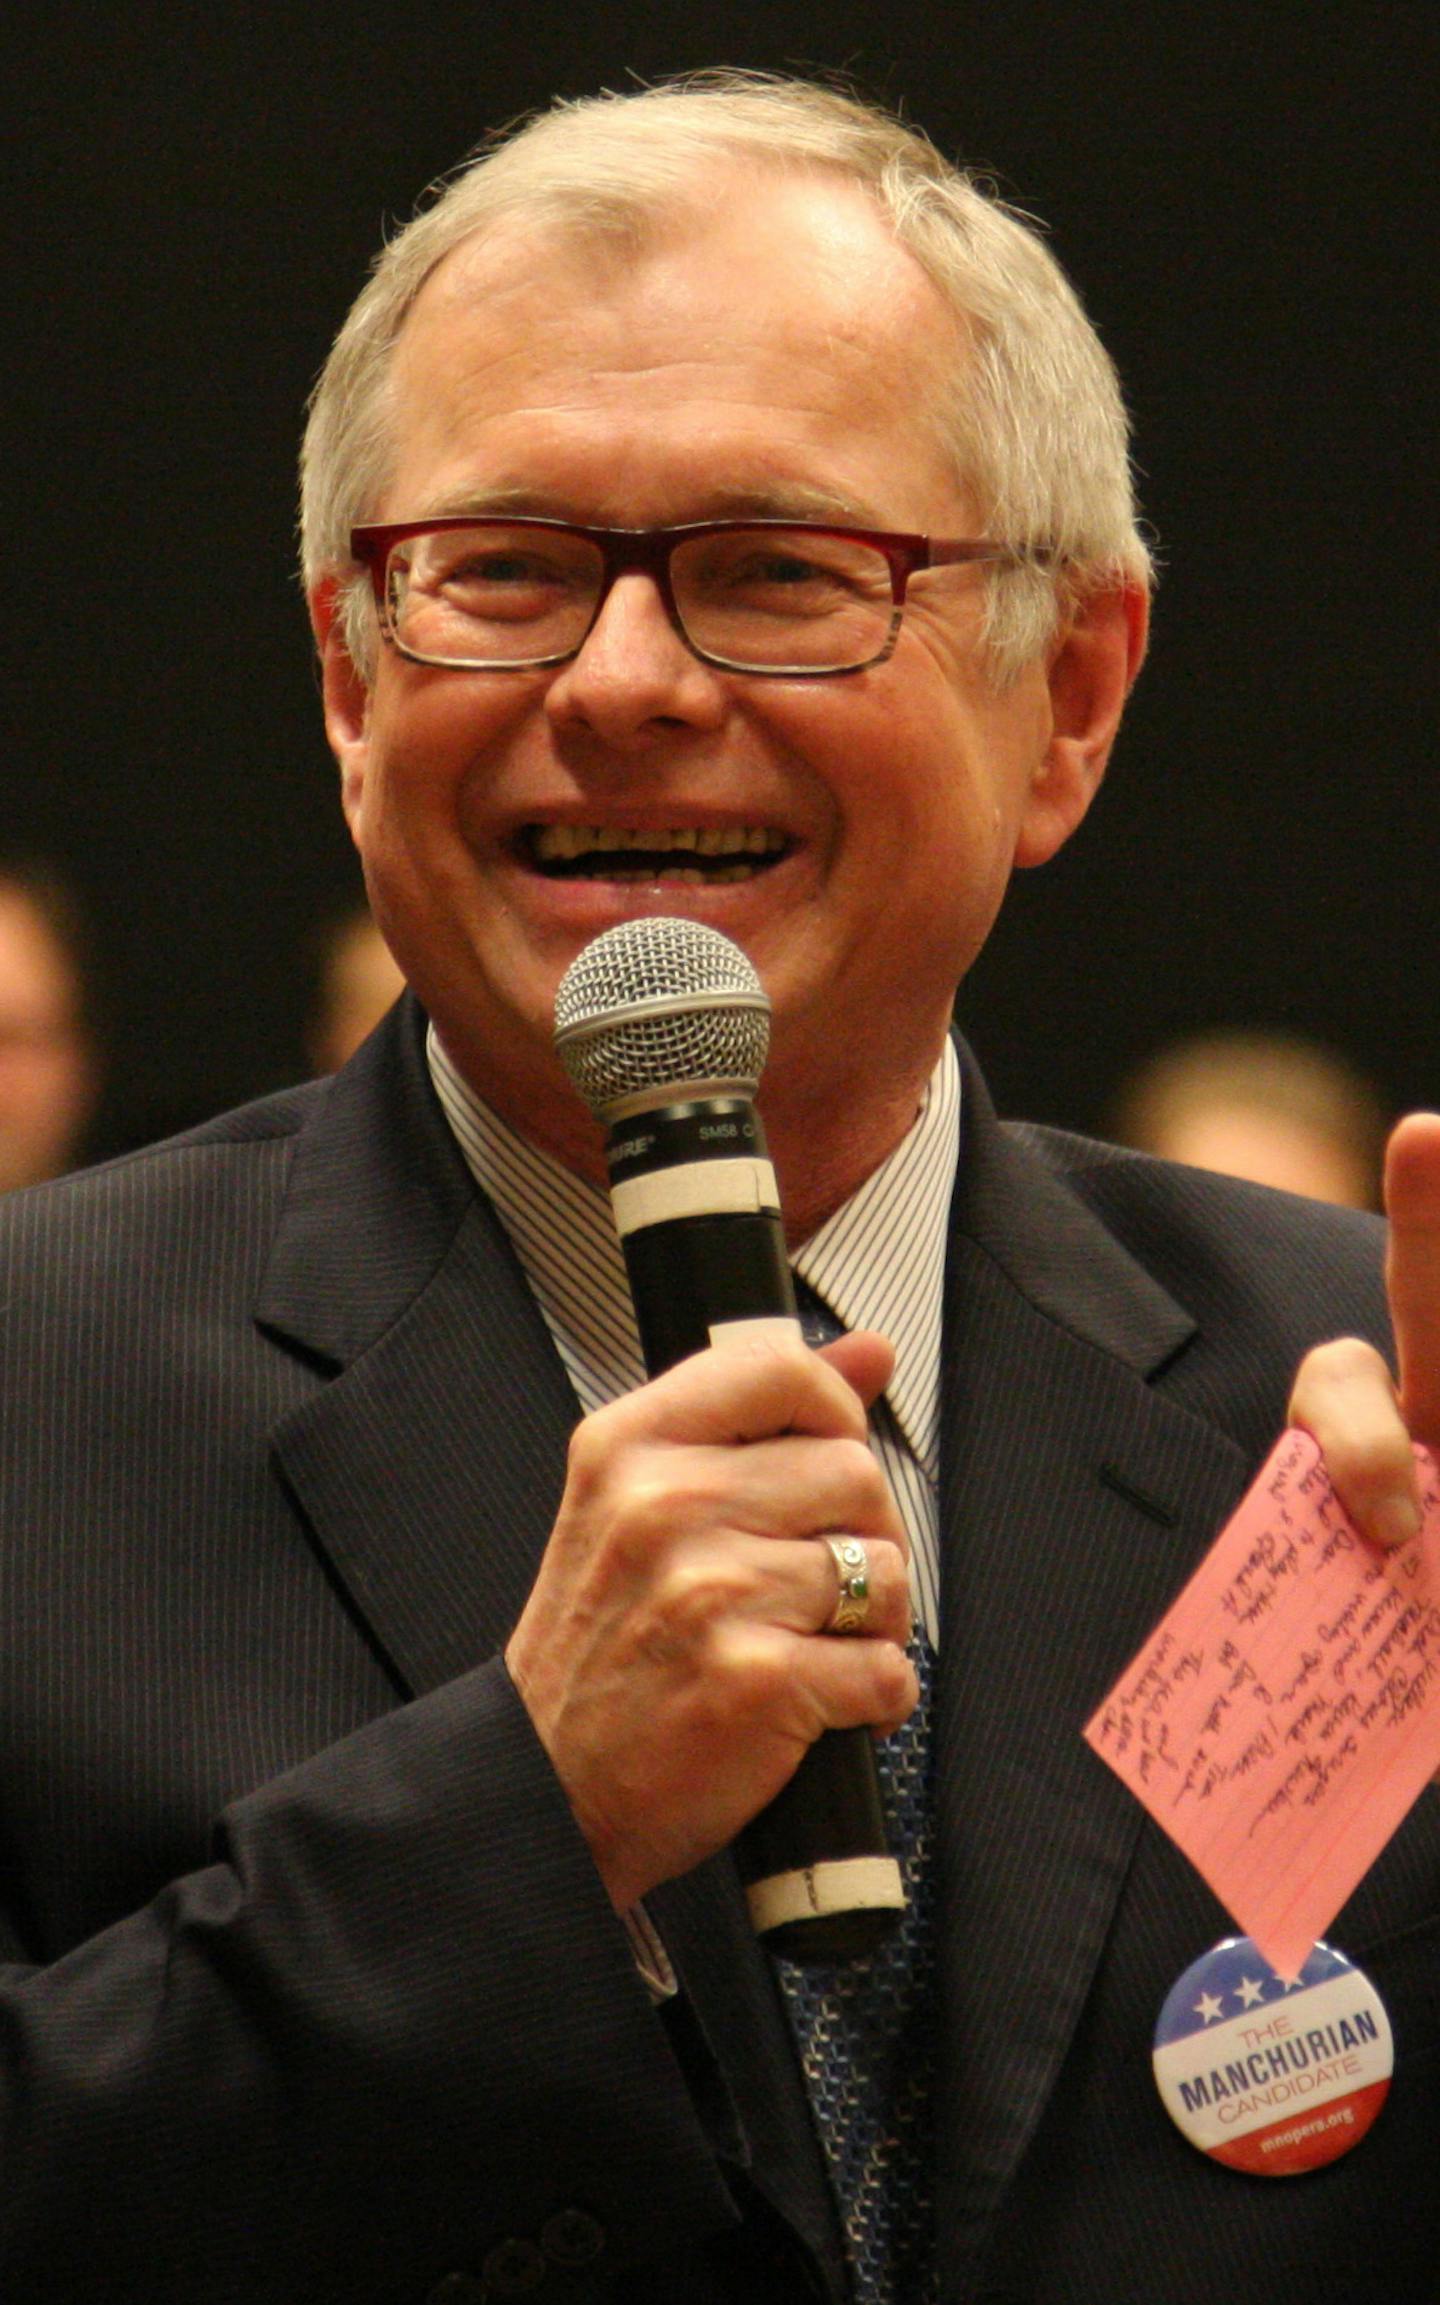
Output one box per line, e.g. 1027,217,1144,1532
382,524,899,672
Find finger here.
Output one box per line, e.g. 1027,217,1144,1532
604,1431,908,1565
606,1324,885,1449
777,1624,919,1740
706,1427,909,1551
719,1620,920,1743
1385,1111,1440,1446
655,1531,913,1643
808,1531,911,1640
815,1329,896,1409
553,1422,910,1614
1289,1334,1421,1550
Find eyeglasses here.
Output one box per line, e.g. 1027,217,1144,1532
349,516,1046,678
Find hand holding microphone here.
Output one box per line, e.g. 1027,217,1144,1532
503,917,913,1961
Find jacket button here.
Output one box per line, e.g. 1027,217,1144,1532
540,2208,606,2268
481,2237,548,2293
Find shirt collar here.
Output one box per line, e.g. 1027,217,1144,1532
790,1043,958,1478
427,1025,959,1471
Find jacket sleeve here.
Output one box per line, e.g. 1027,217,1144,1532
0,1658,741,2302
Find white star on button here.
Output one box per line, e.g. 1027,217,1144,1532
1193,1991,1224,2023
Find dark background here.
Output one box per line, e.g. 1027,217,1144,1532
6,1,1435,1160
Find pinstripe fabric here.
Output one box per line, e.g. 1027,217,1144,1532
0,1129,403,1946
0,1018,778,2298
428,1027,957,1645
3,998,1440,2303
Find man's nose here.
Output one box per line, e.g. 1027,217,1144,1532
543,571,726,743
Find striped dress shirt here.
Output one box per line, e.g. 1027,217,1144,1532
427,1026,958,1648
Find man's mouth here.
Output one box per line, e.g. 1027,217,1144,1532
523,825,790,884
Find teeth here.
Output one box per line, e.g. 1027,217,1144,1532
592,863,760,886
532,825,785,863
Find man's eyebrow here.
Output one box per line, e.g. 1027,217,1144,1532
414,485,569,519
684,482,888,524
408,480,891,526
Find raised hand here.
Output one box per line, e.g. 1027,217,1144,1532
1289,1112,1440,1551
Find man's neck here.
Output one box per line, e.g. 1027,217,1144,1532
433,1026,945,1247
766,1073,945,1245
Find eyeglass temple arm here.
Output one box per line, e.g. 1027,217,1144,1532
924,539,1054,570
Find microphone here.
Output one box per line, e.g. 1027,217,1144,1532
554,914,904,1962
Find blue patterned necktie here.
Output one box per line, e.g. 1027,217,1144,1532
776,1285,939,2304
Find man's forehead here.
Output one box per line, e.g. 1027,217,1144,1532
405,164,953,349
376,169,972,532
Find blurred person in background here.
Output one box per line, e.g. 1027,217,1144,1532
1110,1028,1388,1210
305,901,407,1074
0,856,98,1194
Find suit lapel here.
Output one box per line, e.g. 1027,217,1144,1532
933,1054,1255,2261
255,1001,581,1692
252,1004,841,2271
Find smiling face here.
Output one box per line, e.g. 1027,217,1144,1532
315,167,1135,1230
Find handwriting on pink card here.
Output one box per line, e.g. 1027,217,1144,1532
1084,1429,1440,1978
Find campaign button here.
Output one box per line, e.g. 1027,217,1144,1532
1153,1936,1391,2175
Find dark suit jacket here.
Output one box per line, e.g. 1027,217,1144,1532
0,997,1432,2303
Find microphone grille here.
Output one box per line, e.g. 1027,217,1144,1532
553,916,770,1117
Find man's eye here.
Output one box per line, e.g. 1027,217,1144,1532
444,552,567,589
708,552,861,600
732,552,830,586
692,530,886,598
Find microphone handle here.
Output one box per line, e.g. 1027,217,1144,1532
609,1099,905,1962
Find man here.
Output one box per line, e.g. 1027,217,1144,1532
1,74,1435,2304
0,856,96,1193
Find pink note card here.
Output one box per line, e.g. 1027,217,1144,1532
1084,1429,1440,1979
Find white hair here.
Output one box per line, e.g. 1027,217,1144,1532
301,71,1152,683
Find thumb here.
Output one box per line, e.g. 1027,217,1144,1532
816,1329,896,1410
1386,1111,1440,1445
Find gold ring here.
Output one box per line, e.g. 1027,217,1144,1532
822,1535,871,1635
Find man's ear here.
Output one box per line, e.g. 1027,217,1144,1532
309,576,372,838
1014,580,1149,868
